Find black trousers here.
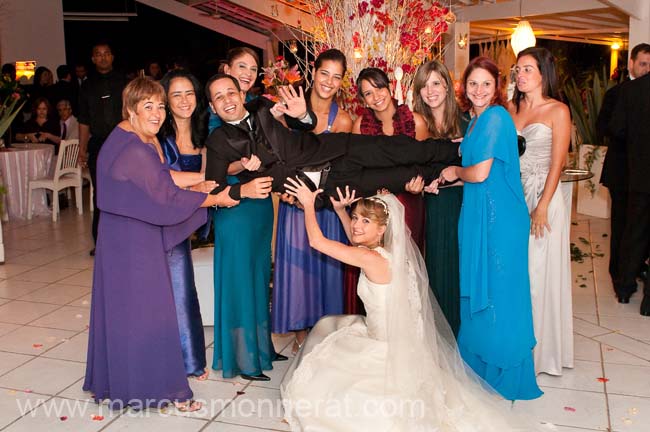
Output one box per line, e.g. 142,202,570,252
615,190,650,296
608,188,627,280
87,136,105,245
252,133,460,197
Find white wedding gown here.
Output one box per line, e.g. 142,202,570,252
282,241,546,430
519,123,574,376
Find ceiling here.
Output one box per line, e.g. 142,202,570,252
457,0,630,45
171,0,633,48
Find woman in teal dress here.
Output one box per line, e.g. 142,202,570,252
439,57,541,401
209,47,284,380
413,60,469,337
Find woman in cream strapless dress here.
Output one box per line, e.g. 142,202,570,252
509,47,573,376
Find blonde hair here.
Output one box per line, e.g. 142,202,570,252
353,198,389,227
121,77,166,119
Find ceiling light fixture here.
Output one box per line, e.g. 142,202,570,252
511,0,536,56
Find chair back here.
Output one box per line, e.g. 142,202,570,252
55,140,80,180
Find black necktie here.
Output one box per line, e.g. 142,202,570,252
235,118,255,155
61,121,67,139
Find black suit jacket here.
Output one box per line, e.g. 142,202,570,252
597,80,628,191
205,97,321,200
609,74,650,194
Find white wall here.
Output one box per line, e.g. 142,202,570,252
628,1,650,60
0,0,66,75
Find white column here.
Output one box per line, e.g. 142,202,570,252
628,1,650,58
0,0,66,73
444,21,470,81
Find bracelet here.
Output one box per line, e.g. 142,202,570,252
298,112,309,121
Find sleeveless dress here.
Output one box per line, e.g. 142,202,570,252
424,113,470,338
282,248,396,431
519,123,573,376
457,106,542,400
282,243,543,431
210,96,277,378
272,102,346,333
343,103,425,314
160,136,207,377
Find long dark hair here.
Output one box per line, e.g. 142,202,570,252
159,69,207,149
512,47,559,113
458,56,504,112
314,48,347,76
356,67,391,102
412,60,462,138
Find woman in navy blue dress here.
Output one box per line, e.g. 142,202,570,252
159,69,211,380
272,49,353,354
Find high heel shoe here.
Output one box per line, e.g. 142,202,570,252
292,340,304,355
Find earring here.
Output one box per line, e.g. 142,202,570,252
129,115,134,126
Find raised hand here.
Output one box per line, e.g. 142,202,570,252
330,186,359,211
274,86,308,119
284,177,322,209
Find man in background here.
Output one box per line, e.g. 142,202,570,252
597,43,650,303
78,42,127,256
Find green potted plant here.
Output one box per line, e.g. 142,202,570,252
0,74,25,143
563,67,614,218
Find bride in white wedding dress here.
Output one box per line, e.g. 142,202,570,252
281,180,546,431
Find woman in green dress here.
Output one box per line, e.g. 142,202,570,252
413,60,469,337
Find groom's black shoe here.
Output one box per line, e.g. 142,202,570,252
617,292,632,304
640,278,650,316
640,296,650,316
241,373,271,381
274,353,288,362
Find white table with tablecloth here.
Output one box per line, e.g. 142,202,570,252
0,143,55,220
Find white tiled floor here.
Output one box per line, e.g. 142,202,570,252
0,205,648,431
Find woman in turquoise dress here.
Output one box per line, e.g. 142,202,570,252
272,49,352,354
159,69,210,379
413,60,469,338
439,57,542,400
209,47,283,380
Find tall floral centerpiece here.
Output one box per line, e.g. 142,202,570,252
284,0,452,113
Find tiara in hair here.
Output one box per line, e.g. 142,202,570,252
366,196,389,217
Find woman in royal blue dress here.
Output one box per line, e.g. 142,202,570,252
159,69,210,380
439,57,542,400
272,49,353,354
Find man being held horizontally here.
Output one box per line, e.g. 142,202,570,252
204,74,461,205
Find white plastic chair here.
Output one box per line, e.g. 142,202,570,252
82,167,94,212
27,139,82,221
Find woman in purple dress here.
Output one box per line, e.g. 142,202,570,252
272,49,353,354
83,77,237,412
